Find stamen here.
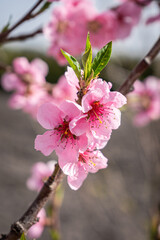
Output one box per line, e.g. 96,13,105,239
92,108,102,124
89,160,96,167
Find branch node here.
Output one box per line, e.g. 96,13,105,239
144,56,151,65
12,221,25,234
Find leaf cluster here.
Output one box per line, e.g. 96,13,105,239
61,33,112,84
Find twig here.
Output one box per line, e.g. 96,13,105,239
0,0,44,42
0,62,12,72
118,37,160,95
4,28,42,43
0,164,64,240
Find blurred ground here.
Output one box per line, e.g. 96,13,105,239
0,91,160,240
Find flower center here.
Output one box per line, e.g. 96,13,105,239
57,21,68,33
87,101,104,124
22,73,34,84
79,153,96,167
54,119,77,142
141,94,151,110
87,20,102,33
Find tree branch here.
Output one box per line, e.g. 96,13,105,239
0,164,64,240
4,28,42,43
118,37,160,95
0,0,44,43
0,62,12,72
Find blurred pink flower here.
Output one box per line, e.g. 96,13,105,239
27,160,56,192
127,76,160,126
2,57,48,93
52,74,78,104
114,1,142,39
44,0,117,64
27,208,46,239
8,85,53,118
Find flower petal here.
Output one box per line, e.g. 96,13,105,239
34,131,57,156
60,100,82,120
37,103,63,129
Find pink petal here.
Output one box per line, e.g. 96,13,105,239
67,165,87,190
57,146,79,174
82,88,104,113
65,66,79,88
107,108,121,129
27,208,46,239
91,122,112,141
60,100,82,120
106,91,127,108
1,73,23,92
69,114,89,136
133,112,150,127
86,150,108,173
13,57,30,74
35,131,57,156
37,103,63,129
31,58,48,76
78,133,88,152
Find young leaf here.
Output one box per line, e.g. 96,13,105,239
38,2,52,14
92,41,112,77
82,33,92,80
1,16,12,33
20,233,26,240
61,49,81,80
50,229,60,240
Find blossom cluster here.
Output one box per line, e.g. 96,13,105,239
34,56,127,189
44,0,142,65
1,57,76,118
127,76,160,127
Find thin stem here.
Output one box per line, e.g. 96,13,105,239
4,28,42,43
0,164,64,240
0,62,12,72
0,0,44,42
118,37,160,95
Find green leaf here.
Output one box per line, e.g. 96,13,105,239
82,33,92,80
1,16,12,33
38,2,52,14
50,229,60,240
92,41,112,77
61,49,81,80
20,233,26,240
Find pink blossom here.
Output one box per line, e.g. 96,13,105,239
70,79,127,143
13,57,48,85
8,85,52,118
85,11,117,48
114,1,142,39
58,147,108,190
52,73,78,104
27,208,46,239
44,0,99,64
127,77,160,126
35,101,88,159
1,72,26,94
65,66,79,89
27,160,56,192
1,57,48,93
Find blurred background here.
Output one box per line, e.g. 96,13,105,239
0,0,160,240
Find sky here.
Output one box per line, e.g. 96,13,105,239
0,0,159,58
